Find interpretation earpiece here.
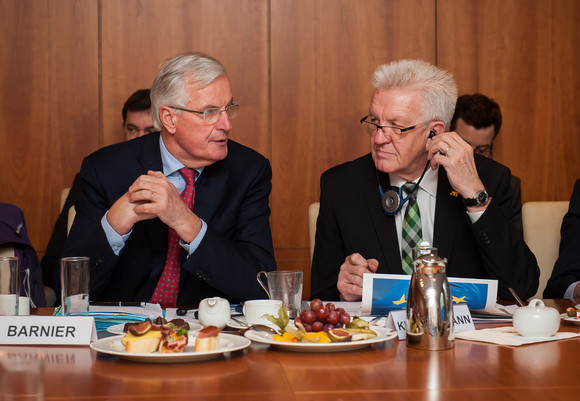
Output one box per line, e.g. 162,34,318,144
428,130,436,139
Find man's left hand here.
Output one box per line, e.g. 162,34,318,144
426,131,488,211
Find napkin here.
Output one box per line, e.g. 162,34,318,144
455,326,580,346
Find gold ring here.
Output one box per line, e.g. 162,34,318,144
445,146,450,153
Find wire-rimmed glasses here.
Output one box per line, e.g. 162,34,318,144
169,104,240,124
360,115,429,139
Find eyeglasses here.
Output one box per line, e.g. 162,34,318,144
169,104,240,124
473,144,493,158
360,115,429,139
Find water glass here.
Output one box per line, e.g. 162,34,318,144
60,257,89,315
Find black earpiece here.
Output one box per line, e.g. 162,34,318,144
429,130,436,139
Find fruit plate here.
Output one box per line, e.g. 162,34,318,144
244,327,396,352
106,321,202,335
560,313,580,326
90,333,250,363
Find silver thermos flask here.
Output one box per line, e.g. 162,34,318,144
406,243,454,350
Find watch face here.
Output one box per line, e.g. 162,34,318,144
476,190,489,205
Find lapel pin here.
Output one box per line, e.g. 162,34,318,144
450,191,459,197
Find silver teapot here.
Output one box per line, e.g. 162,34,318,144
406,244,454,350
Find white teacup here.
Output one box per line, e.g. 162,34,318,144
243,299,283,325
512,299,560,338
198,297,231,329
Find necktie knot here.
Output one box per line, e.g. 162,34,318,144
403,182,416,199
179,167,195,187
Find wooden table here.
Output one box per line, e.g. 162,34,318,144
1,300,579,401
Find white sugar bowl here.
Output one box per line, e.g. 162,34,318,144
198,297,231,329
512,299,560,338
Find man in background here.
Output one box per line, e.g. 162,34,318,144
450,93,523,233
122,89,156,140
62,52,276,307
41,89,154,303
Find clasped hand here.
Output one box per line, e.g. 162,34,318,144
107,170,201,242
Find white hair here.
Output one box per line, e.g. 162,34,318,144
151,52,227,129
371,59,457,129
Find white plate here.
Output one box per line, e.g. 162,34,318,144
560,312,580,326
244,327,396,352
227,316,279,330
106,321,202,335
90,333,250,363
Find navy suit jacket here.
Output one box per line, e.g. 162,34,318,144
62,133,276,306
544,178,580,298
311,153,539,301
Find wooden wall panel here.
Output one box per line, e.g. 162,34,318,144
270,0,436,296
100,0,270,158
0,0,99,252
438,0,580,203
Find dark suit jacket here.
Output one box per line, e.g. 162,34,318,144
311,153,539,301
510,174,523,235
41,174,82,292
543,178,580,298
62,133,276,306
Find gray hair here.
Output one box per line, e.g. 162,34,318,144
151,52,227,129
371,59,457,130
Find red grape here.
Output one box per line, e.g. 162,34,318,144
323,323,335,332
301,310,316,324
294,316,303,326
310,299,323,311
312,321,324,332
315,307,329,321
302,322,313,332
339,311,350,325
325,302,336,312
326,310,339,325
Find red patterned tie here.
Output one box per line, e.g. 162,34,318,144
149,168,196,308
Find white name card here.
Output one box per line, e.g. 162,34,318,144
385,304,475,340
0,316,97,345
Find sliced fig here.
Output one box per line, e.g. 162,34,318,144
128,320,152,336
169,318,190,330
153,316,167,326
327,328,353,342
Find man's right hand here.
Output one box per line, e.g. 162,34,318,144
337,253,379,301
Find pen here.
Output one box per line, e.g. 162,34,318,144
90,301,146,307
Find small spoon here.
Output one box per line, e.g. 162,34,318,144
509,287,526,307
229,316,280,335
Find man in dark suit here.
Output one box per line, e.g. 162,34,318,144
62,53,276,307
450,93,523,234
543,178,580,299
311,59,538,302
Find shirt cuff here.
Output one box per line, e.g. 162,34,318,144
101,212,131,255
466,210,485,223
564,281,579,299
180,219,208,256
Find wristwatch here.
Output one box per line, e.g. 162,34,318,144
463,189,490,207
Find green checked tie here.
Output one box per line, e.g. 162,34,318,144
401,182,422,274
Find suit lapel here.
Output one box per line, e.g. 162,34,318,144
192,158,229,221
360,156,402,272
433,168,461,258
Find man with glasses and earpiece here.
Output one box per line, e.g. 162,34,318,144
450,93,523,234
62,52,276,307
310,59,538,303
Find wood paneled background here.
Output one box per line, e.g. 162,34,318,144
1,0,579,299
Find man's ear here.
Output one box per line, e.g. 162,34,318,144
159,106,177,133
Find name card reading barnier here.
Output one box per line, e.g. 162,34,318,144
0,316,97,345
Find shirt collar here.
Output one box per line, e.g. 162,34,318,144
389,164,438,197
159,135,204,177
